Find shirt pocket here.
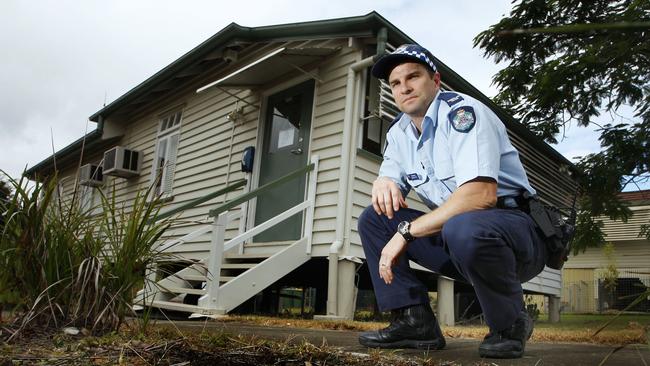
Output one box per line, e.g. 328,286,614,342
435,158,457,200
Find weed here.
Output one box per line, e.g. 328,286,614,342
0,170,173,339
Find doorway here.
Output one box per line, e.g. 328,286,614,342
254,80,314,242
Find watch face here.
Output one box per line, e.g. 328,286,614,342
398,221,409,234
398,221,414,241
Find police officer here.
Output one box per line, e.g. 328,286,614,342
357,44,547,359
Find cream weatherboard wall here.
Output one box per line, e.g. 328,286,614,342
307,44,361,253
53,39,359,260
565,205,650,270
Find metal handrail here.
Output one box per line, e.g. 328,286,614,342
208,163,315,218
199,156,319,311
154,178,247,222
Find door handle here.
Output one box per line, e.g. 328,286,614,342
290,148,303,155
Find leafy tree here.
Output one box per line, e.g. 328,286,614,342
474,0,650,253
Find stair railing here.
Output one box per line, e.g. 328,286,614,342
199,155,319,311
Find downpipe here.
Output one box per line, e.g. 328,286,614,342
326,55,376,317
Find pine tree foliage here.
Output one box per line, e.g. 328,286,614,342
474,0,650,252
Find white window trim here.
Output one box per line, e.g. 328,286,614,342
150,109,183,201
79,184,102,216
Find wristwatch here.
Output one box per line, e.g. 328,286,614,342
397,221,415,242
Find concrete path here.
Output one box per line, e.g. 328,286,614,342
162,320,649,366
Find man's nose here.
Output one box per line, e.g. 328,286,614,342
399,81,412,94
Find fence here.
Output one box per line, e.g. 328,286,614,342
560,273,650,313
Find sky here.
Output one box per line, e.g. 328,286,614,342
0,0,604,182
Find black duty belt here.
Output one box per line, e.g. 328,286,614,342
496,193,575,270
496,195,528,211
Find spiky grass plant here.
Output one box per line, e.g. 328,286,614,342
0,170,173,338
89,184,173,332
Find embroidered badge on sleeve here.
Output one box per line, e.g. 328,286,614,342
449,106,476,133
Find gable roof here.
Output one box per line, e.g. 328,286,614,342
26,11,574,179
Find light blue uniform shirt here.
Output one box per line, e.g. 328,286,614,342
379,90,536,209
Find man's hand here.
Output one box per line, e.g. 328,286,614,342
372,177,408,219
379,232,408,285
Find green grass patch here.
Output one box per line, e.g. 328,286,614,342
535,313,650,331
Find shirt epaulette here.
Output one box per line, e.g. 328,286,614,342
438,92,464,108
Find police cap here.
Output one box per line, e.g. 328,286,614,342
371,44,437,80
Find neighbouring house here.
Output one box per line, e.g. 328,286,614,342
25,12,577,324
561,190,650,313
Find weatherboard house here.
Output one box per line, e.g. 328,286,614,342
26,12,577,323
561,190,650,313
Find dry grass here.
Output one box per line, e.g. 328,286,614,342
2,315,646,365
0,323,488,365
217,314,649,346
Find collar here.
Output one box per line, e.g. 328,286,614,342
396,89,442,141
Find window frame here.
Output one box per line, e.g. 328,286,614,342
360,68,394,157
150,109,183,200
78,184,102,216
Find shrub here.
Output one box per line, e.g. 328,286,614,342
0,170,172,338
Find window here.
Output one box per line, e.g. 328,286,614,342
362,115,392,156
151,110,182,198
361,68,399,157
79,185,102,215
51,176,70,212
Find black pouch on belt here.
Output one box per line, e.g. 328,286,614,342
526,196,574,270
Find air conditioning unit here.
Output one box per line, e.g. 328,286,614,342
103,146,142,178
79,163,104,187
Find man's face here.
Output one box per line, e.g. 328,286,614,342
388,62,440,120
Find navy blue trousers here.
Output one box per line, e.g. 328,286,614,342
358,206,547,331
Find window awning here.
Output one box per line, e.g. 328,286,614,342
196,46,338,93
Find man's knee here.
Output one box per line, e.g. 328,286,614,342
358,205,380,233
441,211,486,265
441,211,476,243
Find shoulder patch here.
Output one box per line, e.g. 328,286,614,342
448,106,476,133
438,92,464,107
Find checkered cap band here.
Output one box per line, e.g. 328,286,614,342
371,44,437,79
393,45,436,71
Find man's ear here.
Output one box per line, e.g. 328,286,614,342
433,72,441,85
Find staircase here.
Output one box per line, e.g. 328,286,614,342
134,156,318,317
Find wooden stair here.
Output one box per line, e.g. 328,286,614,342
135,239,310,317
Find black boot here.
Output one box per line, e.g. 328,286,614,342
478,311,534,359
358,303,446,350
